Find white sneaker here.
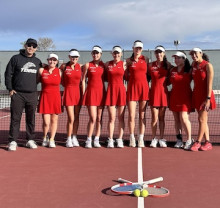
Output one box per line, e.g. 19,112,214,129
116,138,124,148
26,140,38,149
138,138,145,148
85,139,92,148
107,138,114,148
150,138,158,148
66,138,73,148
174,139,184,148
94,139,101,148
8,141,17,151
129,137,136,147
72,137,79,147
49,140,56,148
184,139,194,150
42,136,49,147
159,139,167,148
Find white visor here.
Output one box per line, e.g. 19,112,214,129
112,46,122,53
133,41,143,48
190,47,202,54
155,46,165,52
69,50,80,57
92,46,102,53
172,51,186,59
48,53,58,60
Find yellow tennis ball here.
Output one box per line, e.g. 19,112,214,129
133,189,141,197
141,189,149,197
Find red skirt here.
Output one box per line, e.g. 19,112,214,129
127,81,149,101
62,86,81,106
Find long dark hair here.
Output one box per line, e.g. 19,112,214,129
180,51,191,73
202,53,209,62
155,45,168,70
130,40,143,60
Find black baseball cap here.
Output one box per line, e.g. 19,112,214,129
25,38,38,46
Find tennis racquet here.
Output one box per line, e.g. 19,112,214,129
117,176,163,184
111,182,169,198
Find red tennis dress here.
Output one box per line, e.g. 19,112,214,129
105,60,126,106
62,63,82,106
169,67,192,112
149,61,169,107
38,67,61,114
192,60,216,111
127,55,149,101
82,61,105,106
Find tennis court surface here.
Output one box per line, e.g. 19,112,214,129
0,90,220,208
0,145,220,208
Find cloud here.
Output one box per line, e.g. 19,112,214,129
0,0,220,50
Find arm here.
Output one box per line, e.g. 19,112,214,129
59,63,66,86
204,63,214,111
5,56,16,95
81,63,89,95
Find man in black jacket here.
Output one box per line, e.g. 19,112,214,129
5,38,42,151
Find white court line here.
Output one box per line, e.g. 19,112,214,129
0,115,10,119
138,147,145,208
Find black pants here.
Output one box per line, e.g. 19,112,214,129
9,92,38,142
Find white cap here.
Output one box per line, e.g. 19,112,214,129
69,50,80,57
112,46,122,53
155,46,165,52
189,47,202,54
48,53,58,60
172,51,186,59
133,41,143,48
92,46,102,53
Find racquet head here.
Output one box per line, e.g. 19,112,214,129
111,182,169,197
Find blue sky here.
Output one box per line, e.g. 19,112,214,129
1,0,220,51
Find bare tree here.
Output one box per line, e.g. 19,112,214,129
20,37,56,51
37,37,56,51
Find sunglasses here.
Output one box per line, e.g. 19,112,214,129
27,43,37,49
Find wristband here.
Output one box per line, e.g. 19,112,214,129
207,96,211,100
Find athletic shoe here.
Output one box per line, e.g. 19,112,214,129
184,139,194,150
174,140,184,148
66,138,73,148
85,139,92,148
138,138,145,148
94,139,101,148
159,139,167,148
150,138,158,148
49,140,56,148
107,138,114,148
200,141,213,151
26,140,38,149
116,138,124,148
8,141,17,151
129,137,136,147
42,136,49,147
190,142,201,151
72,137,79,147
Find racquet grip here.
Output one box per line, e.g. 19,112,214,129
144,177,163,185
117,178,132,183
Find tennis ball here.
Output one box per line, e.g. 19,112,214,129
133,189,141,197
141,189,149,197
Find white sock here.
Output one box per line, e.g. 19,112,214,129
139,134,144,140
87,137,92,141
94,136,99,141
67,136,71,140
130,134,135,139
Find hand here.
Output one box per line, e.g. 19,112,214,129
203,99,210,112
9,90,16,97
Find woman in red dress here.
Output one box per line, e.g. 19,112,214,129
190,48,216,151
148,46,171,148
82,46,105,148
169,51,194,150
61,49,82,148
38,54,62,148
105,46,126,148
126,40,149,148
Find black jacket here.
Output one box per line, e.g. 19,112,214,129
5,49,42,92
